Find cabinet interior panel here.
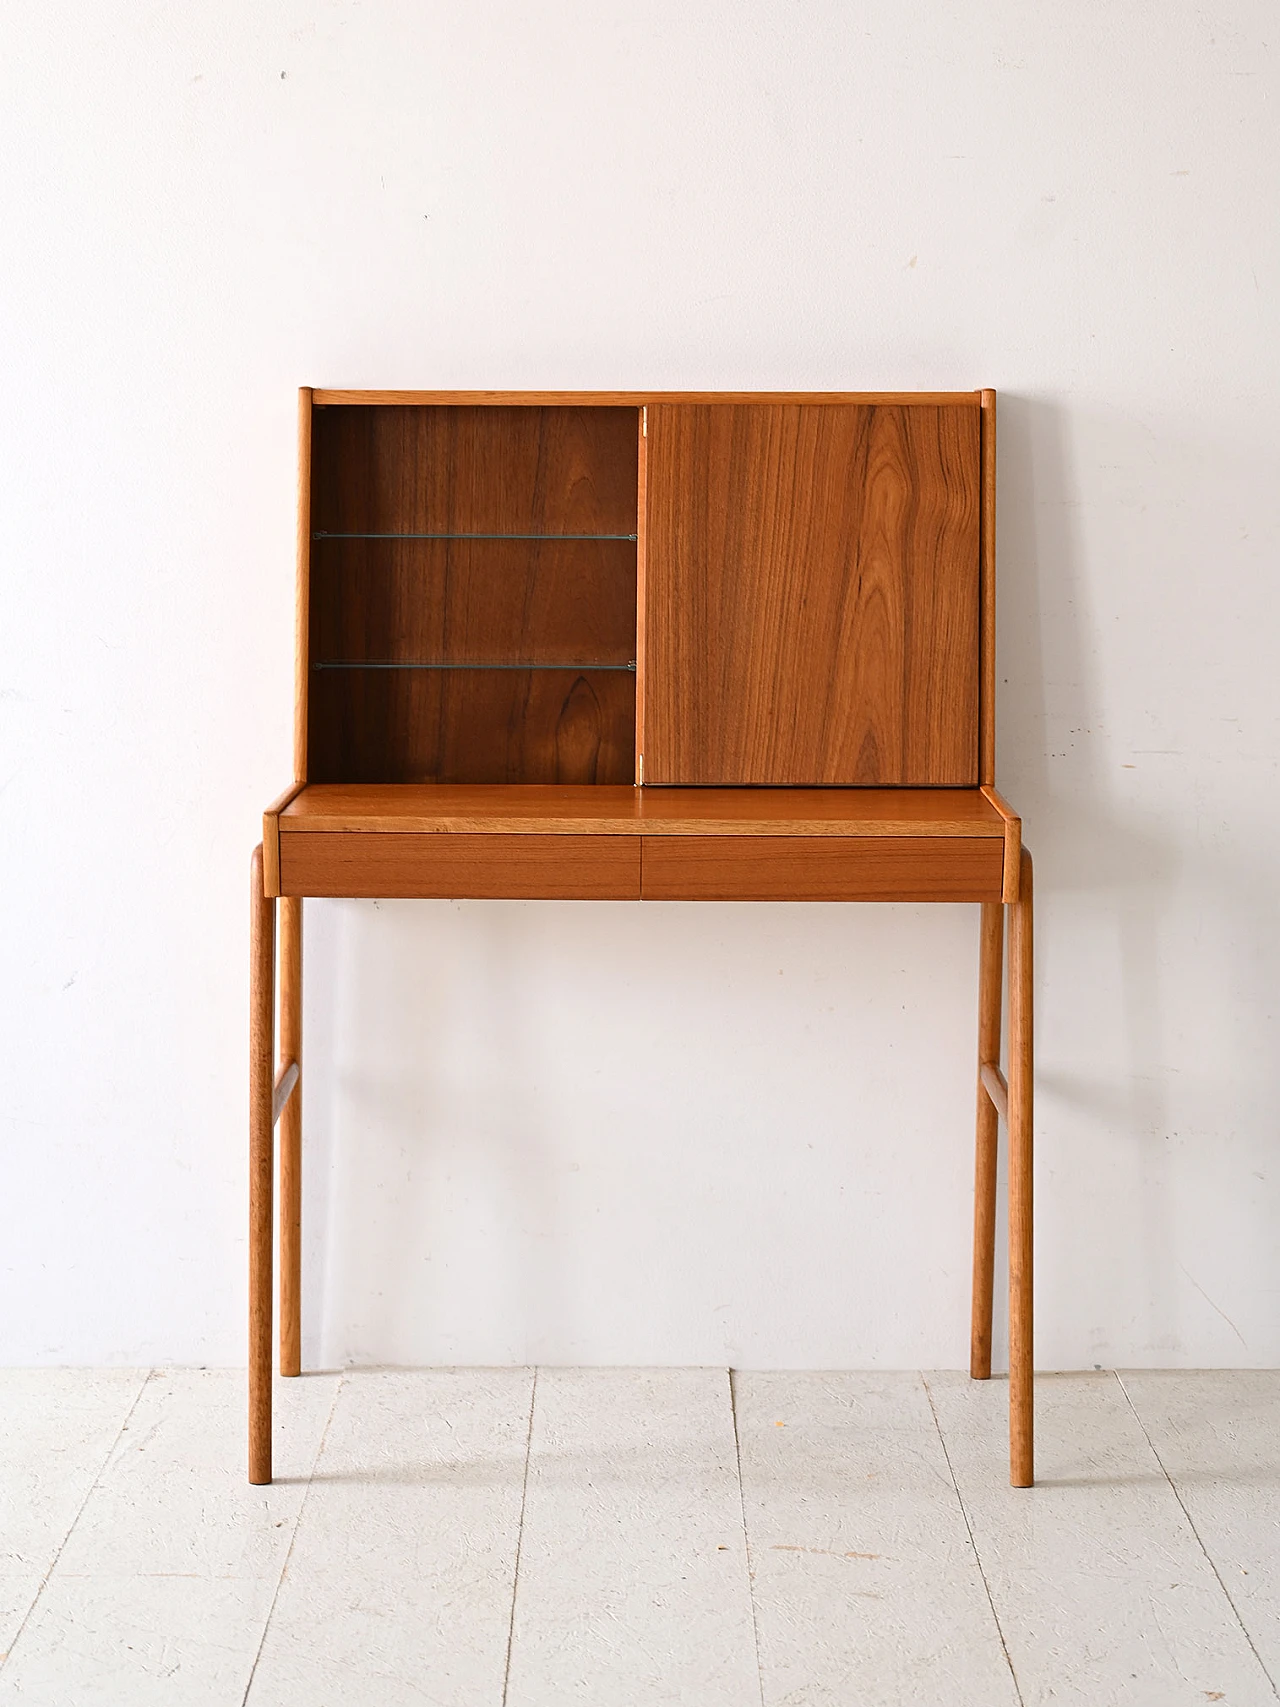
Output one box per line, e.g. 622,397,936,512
312,538,636,667
310,404,639,535
307,404,639,782
642,402,981,786
308,666,636,785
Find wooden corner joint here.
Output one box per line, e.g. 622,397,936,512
272,1059,299,1125
980,785,1022,904
979,1061,1009,1123
262,780,305,899
261,818,282,898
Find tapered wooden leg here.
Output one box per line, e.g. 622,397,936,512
1008,848,1034,1487
279,896,303,1378
249,846,275,1485
970,901,1004,1379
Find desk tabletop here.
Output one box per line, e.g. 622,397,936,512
279,784,1010,839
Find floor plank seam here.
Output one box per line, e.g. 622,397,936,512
921,1372,1025,1707
240,1369,345,1707
0,1366,154,1676
728,1368,767,1707
1113,1370,1280,1701
500,1365,538,1707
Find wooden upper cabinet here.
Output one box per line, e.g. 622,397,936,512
296,391,990,791
641,402,982,786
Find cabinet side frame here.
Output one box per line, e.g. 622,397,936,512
294,387,313,782
635,405,648,783
979,389,996,786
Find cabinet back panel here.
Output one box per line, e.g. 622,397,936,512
308,405,638,781
643,403,980,785
311,404,639,534
309,666,636,785
312,538,636,667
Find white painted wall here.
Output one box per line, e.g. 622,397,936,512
2,3,1277,1370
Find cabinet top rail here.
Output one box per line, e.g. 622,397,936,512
310,389,986,408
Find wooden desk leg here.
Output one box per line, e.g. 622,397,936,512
970,902,1004,1379
249,846,275,1485
1008,848,1034,1487
279,896,302,1378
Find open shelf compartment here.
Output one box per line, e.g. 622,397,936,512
306,403,640,784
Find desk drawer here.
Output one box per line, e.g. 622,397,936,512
641,836,1003,901
279,832,641,899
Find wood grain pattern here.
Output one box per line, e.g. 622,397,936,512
980,1061,1009,1123
640,836,1002,902
262,781,306,897
310,404,639,535
980,783,1022,902
307,404,638,784
643,403,981,786
278,895,302,1379
262,821,280,900
294,389,312,781
273,1059,299,1124
280,782,1008,837
1008,847,1034,1486
308,668,636,785
635,406,648,781
971,901,1005,1381
279,831,642,899
248,846,274,1485
311,538,636,667
312,390,983,409
980,390,996,786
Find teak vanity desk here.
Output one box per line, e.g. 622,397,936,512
250,388,1034,1486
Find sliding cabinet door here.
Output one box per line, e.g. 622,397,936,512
641,401,981,785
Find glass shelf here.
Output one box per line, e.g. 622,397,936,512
312,660,637,672
312,531,638,542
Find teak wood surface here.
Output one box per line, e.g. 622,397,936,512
251,386,1035,1489
640,836,1002,902
980,784,1023,903
293,389,312,780
309,404,639,536
979,390,996,786
312,537,636,667
277,782,1009,838
970,901,1005,1380
312,389,984,408
278,897,302,1377
276,786,1009,902
308,405,638,785
280,831,643,900
247,848,273,1486
308,667,637,787
1007,848,1035,1486
643,403,981,786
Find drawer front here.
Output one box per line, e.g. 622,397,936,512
280,832,641,899
641,836,1003,901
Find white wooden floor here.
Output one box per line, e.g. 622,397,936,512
0,1371,1277,1705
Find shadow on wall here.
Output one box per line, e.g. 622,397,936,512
998,393,1280,1365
